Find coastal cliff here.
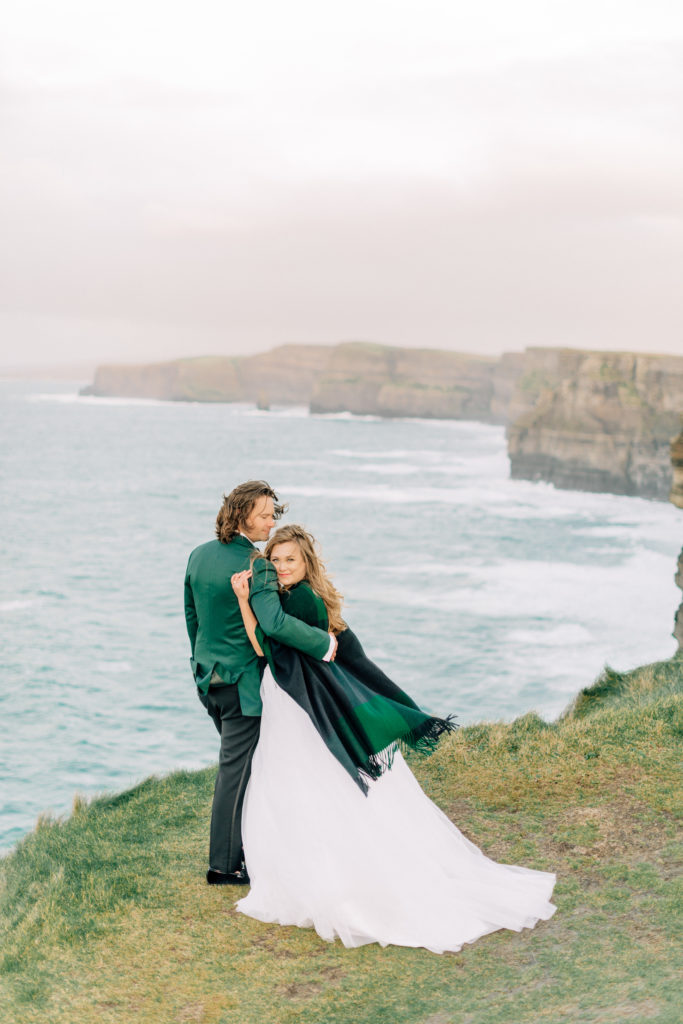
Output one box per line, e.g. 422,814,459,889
670,419,683,510
82,345,335,405
309,342,501,421
83,342,505,421
506,350,683,501
82,342,683,501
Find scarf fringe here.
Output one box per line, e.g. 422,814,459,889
355,714,458,794
401,713,459,754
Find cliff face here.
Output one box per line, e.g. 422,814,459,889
670,420,683,509
236,345,334,405
309,343,500,421
507,350,683,501
83,346,334,405
83,342,506,422
83,357,241,401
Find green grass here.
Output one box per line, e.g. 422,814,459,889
1,656,681,1024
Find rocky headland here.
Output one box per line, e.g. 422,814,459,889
81,345,334,405
506,349,683,501
82,342,683,501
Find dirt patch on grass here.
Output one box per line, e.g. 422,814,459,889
249,930,300,959
278,980,323,1000
275,960,346,1001
176,1003,206,1022
542,795,674,867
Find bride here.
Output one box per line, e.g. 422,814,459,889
230,525,556,954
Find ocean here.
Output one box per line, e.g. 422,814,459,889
1,377,680,853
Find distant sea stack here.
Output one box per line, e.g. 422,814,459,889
82,342,683,502
506,349,683,501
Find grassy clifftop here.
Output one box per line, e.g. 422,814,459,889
1,657,681,1024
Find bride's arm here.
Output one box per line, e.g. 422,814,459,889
231,570,264,656
250,559,334,660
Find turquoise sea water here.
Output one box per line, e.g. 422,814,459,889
1,378,680,853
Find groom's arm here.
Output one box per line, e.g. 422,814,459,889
249,559,333,660
184,562,198,656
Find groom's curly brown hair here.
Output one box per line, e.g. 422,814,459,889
215,480,287,543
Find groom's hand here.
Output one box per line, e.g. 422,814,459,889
323,634,338,662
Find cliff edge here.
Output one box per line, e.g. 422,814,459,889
2,655,680,1023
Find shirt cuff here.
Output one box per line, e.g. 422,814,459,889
322,633,336,662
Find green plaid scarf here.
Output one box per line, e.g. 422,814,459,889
263,626,457,794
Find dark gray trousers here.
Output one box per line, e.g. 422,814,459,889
198,684,261,873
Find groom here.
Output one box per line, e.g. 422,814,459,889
184,480,336,885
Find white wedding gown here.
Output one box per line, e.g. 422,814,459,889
235,667,556,954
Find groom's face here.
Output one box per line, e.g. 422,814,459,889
242,495,276,542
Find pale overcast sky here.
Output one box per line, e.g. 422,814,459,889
1,0,682,368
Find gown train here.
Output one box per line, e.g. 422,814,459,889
235,667,556,954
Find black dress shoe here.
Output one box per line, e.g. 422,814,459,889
206,868,250,886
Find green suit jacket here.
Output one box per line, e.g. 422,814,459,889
184,535,331,715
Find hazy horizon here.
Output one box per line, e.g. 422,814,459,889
2,1,682,369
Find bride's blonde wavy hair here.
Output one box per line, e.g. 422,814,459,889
262,524,346,634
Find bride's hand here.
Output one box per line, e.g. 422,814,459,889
231,570,252,599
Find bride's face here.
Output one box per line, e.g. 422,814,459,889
270,541,307,586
